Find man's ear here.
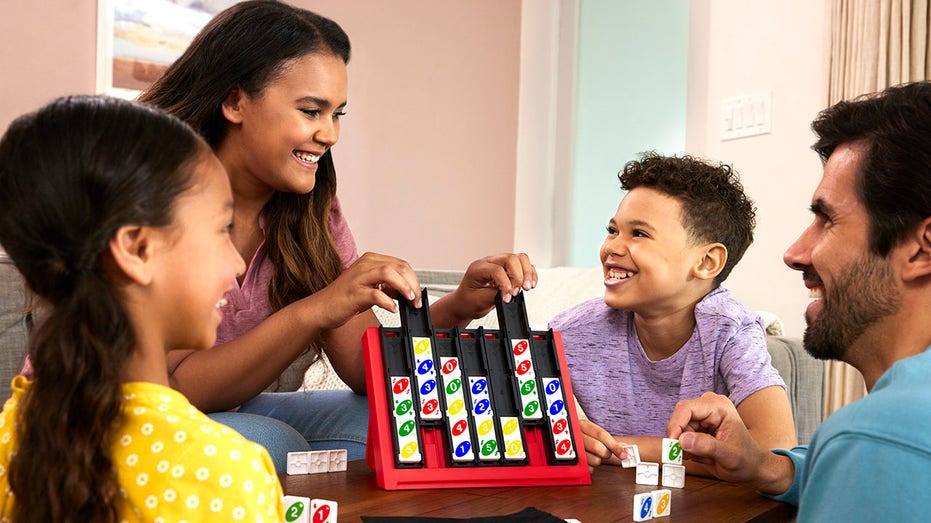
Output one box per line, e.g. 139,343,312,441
221,87,246,124
693,243,727,281
902,217,931,282
108,225,155,286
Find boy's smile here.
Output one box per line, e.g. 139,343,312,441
605,268,634,281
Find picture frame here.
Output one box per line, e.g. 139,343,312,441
95,0,242,99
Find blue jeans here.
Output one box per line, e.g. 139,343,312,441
209,390,369,473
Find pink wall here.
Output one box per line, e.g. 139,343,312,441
0,1,521,271
0,2,97,128
316,1,521,270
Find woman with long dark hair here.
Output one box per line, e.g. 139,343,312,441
139,0,536,470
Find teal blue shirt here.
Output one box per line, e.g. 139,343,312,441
768,346,931,521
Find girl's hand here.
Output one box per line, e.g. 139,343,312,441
313,251,421,330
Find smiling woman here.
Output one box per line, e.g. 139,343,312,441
217,51,347,196
137,0,387,470
136,0,537,473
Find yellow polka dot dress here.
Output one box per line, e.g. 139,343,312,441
0,376,284,522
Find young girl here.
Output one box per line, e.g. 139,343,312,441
0,96,283,522
138,0,536,468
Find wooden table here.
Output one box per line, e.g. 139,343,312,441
280,461,797,522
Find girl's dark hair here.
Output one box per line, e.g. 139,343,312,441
811,81,931,256
0,95,202,523
139,0,352,357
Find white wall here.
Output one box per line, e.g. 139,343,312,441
514,0,578,269
685,0,831,338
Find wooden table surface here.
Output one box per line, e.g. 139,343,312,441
280,460,797,522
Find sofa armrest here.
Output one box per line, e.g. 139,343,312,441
0,250,30,405
766,335,823,445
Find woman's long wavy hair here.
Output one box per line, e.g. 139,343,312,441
138,0,352,357
0,95,201,523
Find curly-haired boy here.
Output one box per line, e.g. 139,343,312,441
549,152,797,475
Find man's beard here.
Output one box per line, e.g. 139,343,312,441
803,254,901,361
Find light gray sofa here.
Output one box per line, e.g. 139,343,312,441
0,255,825,444
0,249,30,406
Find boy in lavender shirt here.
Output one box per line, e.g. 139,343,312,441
549,153,796,475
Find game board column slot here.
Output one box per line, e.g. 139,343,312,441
495,293,544,424
400,289,443,424
435,329,477,465
532,332,579,463
482,332,529,463
494,290,533,339
378,328,424,467
458,329,501,463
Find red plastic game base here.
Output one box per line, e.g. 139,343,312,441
363,327,592,490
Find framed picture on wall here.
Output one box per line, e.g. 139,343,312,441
95,0,243,99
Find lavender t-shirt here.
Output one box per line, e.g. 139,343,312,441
548,286,785,437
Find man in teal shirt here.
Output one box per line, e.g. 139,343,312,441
666,81,931,521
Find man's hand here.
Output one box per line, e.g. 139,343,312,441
667,392,794,494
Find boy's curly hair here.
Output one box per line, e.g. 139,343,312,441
619,152,756,286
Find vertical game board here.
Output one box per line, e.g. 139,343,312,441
363,290,591,490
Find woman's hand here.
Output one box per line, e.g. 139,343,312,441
313,251,421,330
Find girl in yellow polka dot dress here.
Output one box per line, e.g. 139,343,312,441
0,96,284,522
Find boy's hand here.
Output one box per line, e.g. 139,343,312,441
437,253,537,326
580,419,626,470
